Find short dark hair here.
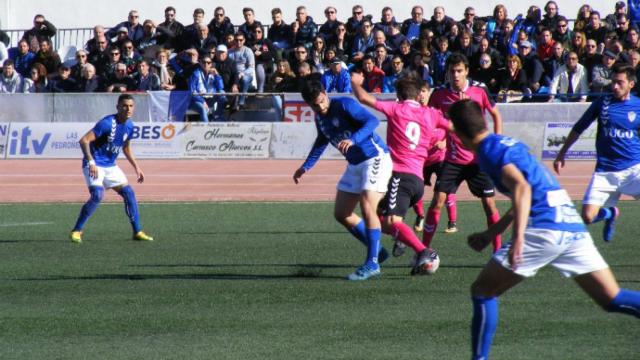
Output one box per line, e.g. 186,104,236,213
395,78,421,101
3,59,14,68
613,64,637,83
243,7,254,14
446,53,470,70
448,99,487,139
117,93,135,104
301,80,325,104
193,8,204,16
164,6,176,13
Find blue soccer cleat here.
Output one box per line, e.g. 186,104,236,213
603,207,619,242
347,263,381,281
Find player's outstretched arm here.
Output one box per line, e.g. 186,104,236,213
501,164,532,270
553,130,580,174
489,107,503,135
122,141,144,183
79,129,98,179
350,72,377,108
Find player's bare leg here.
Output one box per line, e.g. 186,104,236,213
582,203,619,242
575,267,640,317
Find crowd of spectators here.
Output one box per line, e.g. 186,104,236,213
1,2,640,109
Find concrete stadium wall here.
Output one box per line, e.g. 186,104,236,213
3,0,616,29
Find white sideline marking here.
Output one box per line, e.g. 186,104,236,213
0,221,53,227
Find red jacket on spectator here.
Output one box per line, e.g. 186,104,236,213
364,66,385,93
537,39,556,61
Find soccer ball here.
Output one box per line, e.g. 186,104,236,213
423,253,440,275
410,250,440,275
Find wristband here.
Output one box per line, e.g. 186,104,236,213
87,160,96,166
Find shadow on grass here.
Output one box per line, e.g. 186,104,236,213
184,231,346,235
15,272,347,281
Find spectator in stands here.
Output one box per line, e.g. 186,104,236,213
581,38,602,85
267,59,296,93
133,59,160,91
213,44,239,96
521,6,542,46
473,53,498,94
351,19,374,63
458,7,478,35
34,39,60,77
0,60,23,93
591,50,617,94
397,38,414,65
105,62,135,92
543,42,566,86
200,55,227,120
372,44,392,75
76,63,101,92
182,8,207,51
537,28,556,61
208,7,234,46
121,40,142,75
573,5,592,33
268,8,293,54
152,49,175,90
408,52,432,85
291,61,321,92
387,24,407,53
321,47,346,72
495,19,516,57
181,50,209,121
549,51,588,102
426,6,455,38
586,11,608,48
541,1,561,31
321,58,351,93
23,62,48,93
8,39,35,77
70,50,88,80
606,2,629,30
365,30,391,56
327,24,351,61
21,14,57,53
496,54,529,102
517,40,544,98
346,5,369,39
157,6,184,51
570,31,587,58
382,54,407,93
430,36,451,86
309,36,327,74
453,30,477,60
402,6,428,41
48,64,76,93
361,55,385,93
85,26,107,53
228,33,255,110
616,14,634,41
251,26,276,92
136,19,172,55
553,16,572,49
112,27,131,50
289,45,312,75
375,7,398,37
187,24,217,57
88,35,109,76
412,26,435,57
106,10,144,43
626,27,640,51
472,37,503,73
319,7,341,40
238,8,263,47
292,6,318,50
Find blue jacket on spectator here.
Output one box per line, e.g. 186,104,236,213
351,34,374,57
321,68,352,93
208,17,235,45
189,66,208,105
294,16,318,48
8,48,35,77
106,22,144,43
631,1,640,26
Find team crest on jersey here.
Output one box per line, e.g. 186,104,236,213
629,111,636,123
332,118,340,127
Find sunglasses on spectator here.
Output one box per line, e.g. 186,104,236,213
558,24,567,28
236,38,245,42
202,60,212,64
295,50,307,54
77,54,87,58
110,52,120,56
338,28,346,32
353,11,362,15
326,11,336,14
586,44,596,48
255,30,262,33
98,41,107,44
125,46,133,49
465,13,475,16
216,13,224,17
392,61,402,65
130,15,138,18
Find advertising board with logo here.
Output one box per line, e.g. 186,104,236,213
541,122,596,160
5,123,93,158
180,123,272,158
0,123,9,159
129,122,185,158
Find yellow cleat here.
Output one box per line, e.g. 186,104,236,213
70,231,83,244
133,231,154,241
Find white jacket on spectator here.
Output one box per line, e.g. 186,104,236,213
0,71,23,93
549,63,588,101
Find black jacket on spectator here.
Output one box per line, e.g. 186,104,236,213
291,73,322,92
35,51,62,75
208,17,235,45
214,57,240,92
472,66,499,94
346,15,372,38
268,22,293,49
104,73,136,91
185,36,218,57
181,24,202,52
21,20,57,50
543,55,565,87
48,75,76,93
238,21,264,47
580,53,603,84
519,53,544,92
471,47,503,72
497,67,529,92
319,20,342,39
374,18,399,36
157,20,184,50
252,39,277,72
425,16,456,37
88,50,109,76
106,22,144,43
135,27,174,54
76,76,102,92
400,18,429,37
0,29,10,47
584,26,608,45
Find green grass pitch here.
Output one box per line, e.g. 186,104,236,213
0,201,638,359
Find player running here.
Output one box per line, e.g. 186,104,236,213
350,72,449,275
69,94,154,243
293,80,393,281
554,64,640,242
447,99,640,360
423,53,503,253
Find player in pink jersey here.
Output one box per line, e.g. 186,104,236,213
412,82,459,236
351,71,450,275
423,53,504,253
